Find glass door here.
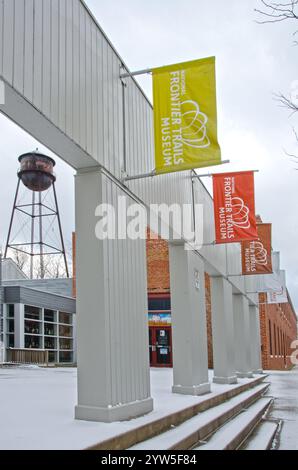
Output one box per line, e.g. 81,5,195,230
155,328,172,366
149,326,172,367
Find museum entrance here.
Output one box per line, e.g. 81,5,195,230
149,326,172,367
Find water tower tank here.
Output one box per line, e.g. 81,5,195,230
18,151,56,192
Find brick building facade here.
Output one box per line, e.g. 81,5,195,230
259,292,297,370
72,231,297,370
146,232,297,370
146,228,214,368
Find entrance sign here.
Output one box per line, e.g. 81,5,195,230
241,223,273,275
152,57,221,174
213,171,258,244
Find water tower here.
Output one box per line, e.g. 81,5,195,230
5,150,69,279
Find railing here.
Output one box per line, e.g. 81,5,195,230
6,348,49,366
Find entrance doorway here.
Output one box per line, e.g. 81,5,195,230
149,326,172,367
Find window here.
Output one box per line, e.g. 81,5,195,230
7,319,14,333
48,351,57,363
44,323,56,336
59,325,72,338
25,320,41,335
148,297,171,311
59,312,72,325
25,335,41,349
59,338,72,350
24,305,41,320
7,304,15,318
44,309,56,323
7,334,14,348
44,337,56,350
269,320,272,355
274,324,277,355
59,351,73,363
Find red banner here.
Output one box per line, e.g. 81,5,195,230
213,171,258,244
241,223,273,275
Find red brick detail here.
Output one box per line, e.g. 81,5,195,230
146,228,170,295
259,292,297,370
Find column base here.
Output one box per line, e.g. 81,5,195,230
253,369,263,375
236,371,254,378
213,375,238,385
172,382,211,396
75,397,153,423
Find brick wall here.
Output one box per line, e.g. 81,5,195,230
72,230,297,372
146,229,214,366
146,228,170,295
259,292,297,370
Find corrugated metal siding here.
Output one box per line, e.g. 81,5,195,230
0,0,125,175
3,278,73,297
4,285,76,313
101,173,150,405
0,0,256,298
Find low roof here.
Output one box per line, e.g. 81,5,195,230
3,285,76,314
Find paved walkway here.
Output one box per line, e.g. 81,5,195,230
267,367,298,450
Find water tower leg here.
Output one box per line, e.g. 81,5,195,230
30,191,36,279
4,179,21,258
74,168,153,422
38,192,45,279
53,183,69,278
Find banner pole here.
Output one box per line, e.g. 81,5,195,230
120,68,152,79
122,160,233,183
191,167,259,179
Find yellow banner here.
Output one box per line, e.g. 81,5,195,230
152,57,221,174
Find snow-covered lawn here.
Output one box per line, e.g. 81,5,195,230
0,366,260,450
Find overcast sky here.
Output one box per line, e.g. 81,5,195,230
0,0,297,308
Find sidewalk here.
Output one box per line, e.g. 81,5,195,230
267,366,298,450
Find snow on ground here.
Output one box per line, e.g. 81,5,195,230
0,366,259,450
266,367,298,450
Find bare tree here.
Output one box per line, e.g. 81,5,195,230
284,127,298,168
274,92,298,113
255,1,298,26
256,1,298,160
11,248,29,273
33,254,67,279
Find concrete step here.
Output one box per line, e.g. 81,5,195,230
241,420,278,450
195,397,273,450
129,382,270,450
88,375,268,450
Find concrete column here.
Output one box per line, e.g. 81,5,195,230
74,169,153,422
233,294,253,378
169,244,211,395
14,304,24,349
249,305,263,374
211,277,237,384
